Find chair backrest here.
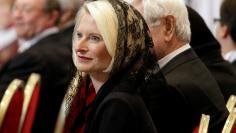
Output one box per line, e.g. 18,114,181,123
54,97,67,133
226,95,236,113
222,107,236,133
197,114,210,133
18,73,41,133
0,79,24,133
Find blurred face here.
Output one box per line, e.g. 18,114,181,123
74,13,112,74
12,0,52,40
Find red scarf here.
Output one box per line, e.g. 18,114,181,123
64,79,96,133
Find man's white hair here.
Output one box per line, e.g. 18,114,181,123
144,0,191,43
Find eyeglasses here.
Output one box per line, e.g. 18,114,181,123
213,18,222,24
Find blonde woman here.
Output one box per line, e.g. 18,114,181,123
63,0,165,132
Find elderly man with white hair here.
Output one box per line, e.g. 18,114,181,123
128,0,228,132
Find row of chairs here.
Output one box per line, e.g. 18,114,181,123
195,95,236,133
0,73,40,133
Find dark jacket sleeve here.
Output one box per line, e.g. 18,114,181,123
140,71,194,132
0,52,43,100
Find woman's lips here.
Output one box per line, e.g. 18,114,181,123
77,55,92,62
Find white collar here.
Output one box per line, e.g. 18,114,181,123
0,27,17,50
223,50,236,63
18,27,59,53
158,44,191,69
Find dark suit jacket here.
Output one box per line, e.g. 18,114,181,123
199,49,236,101
0,32,74,133
161,49,228,133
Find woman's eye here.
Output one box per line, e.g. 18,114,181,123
77,33,82,39
89,35,100,42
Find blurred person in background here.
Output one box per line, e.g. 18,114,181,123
188,6,236,102
0,0,73,132
58,0,84,44
215,0,236,69
0,0,18,68
58,0,84,30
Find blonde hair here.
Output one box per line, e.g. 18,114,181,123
72,0,118,72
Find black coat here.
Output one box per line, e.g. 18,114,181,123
84,71,158,133
200,49,236,101
161,49,228,133
0,32,74,133
82,66,199,133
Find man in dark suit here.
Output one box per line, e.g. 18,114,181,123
215,0,236,69
0,0,73,132
188,6,236,102
131,0,228,132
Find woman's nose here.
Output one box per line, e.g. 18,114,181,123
76,38,88,52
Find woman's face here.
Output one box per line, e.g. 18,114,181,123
74,13,112,74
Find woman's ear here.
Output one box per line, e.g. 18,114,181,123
163,15,176,41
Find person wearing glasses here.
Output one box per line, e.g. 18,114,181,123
215,0,236,69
